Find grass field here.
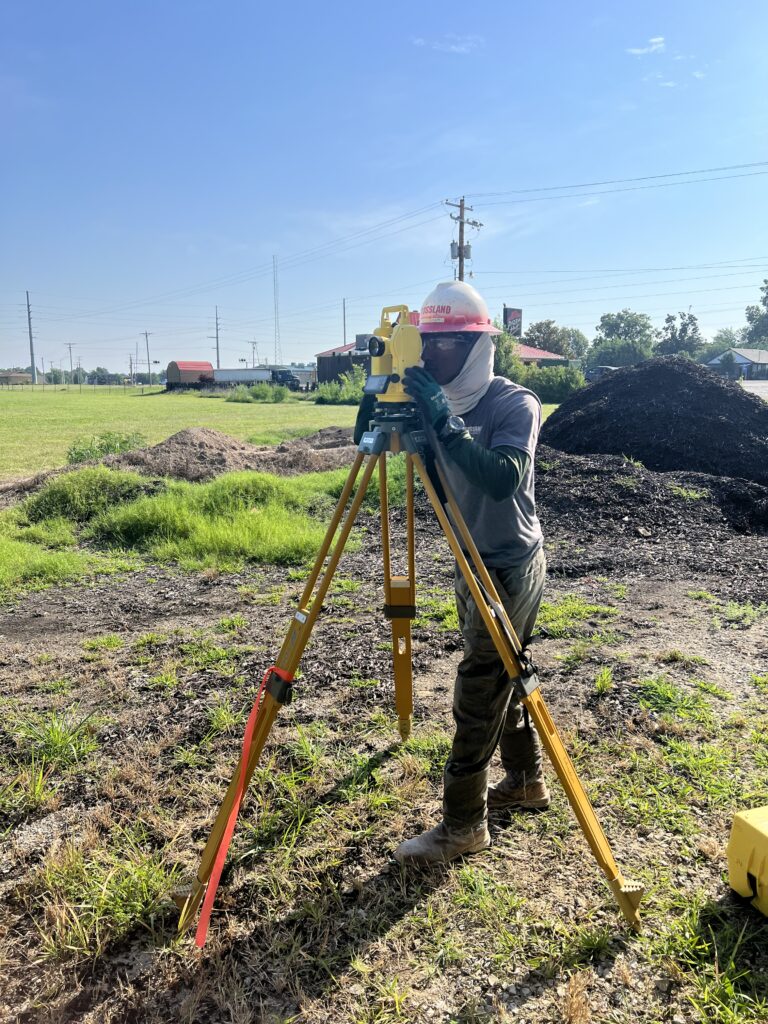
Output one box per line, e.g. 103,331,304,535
0,387,558,480
0,388,357,480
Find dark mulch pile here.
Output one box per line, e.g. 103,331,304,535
541,357,768,485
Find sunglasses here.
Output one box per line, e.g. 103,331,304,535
420,334,472,352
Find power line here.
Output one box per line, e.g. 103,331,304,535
464,160,768,199
474,257,768,275
472,171,768,207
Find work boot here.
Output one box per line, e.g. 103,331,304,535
394,821,490,866
487,777,550,811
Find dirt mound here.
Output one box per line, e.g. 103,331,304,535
108,427,358,481
298,426,355,449
541,357,768,484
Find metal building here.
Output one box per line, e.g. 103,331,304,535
165,361,215,388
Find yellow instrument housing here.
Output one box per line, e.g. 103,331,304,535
371,305,422,403
728,806,768,917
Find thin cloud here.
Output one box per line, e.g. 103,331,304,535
659,80,677,88
411,34,483,55
627,36,665,56
692,70,706,79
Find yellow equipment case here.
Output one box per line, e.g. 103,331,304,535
728,806,768,917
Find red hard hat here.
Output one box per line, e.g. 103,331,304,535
419,280,500,334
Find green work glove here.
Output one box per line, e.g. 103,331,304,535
403,366,450,431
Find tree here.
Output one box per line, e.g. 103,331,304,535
718,350,737,378
695,327,741,366
594,309,656,349
522,320,588,359
493,332,525,380
587,309,655,368
564,327,590,359
586,337,654,368
655,312,703,356
743,279,768,345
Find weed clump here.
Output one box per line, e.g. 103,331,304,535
25,467,156,524
35,830,179,959
67,431,146,465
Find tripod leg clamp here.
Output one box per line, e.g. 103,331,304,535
265,668,294,705
510,648,541,700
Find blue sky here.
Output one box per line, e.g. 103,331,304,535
2,0,767,373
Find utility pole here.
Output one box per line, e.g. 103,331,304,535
26,291,38,384
143,331,152,384
343,297,347,346
250,339,259,368
208,308,221,369
65,342,75,386
77,357,83,393
273,255,282,366
446,197,482,281
41,356,46,389
129,353,133,385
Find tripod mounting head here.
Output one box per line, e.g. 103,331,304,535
357,304,422,404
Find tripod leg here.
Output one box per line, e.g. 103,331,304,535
178,450,382,937
380,454,415,739
410,453,643,932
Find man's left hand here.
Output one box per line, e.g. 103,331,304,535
403,366,450,431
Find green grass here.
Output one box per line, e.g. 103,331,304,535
716,600,768,629
0,534,95,595
215,614,248,634
0,758,55,824
82,633,123,652
85,465,407,570
414,590,459,632
751,673,768,694
594,666,614,694
657,649,708,669
638,675,714,727
35,828,180,959
0,388,358,480
205,696,245,736
669,484,710,500
67,430,146,464
537,594,618,639
15,709,98,767
650,892,768,1023
24,467,155,523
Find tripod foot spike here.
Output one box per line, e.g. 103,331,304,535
609,876,644,932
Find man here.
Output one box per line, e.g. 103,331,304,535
355,280,548,865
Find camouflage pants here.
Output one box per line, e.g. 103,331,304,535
443,547,547,830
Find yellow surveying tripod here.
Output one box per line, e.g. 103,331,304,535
177,305,643,945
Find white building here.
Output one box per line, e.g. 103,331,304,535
707,347,768,380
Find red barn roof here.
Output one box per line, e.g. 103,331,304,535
171,360,214,372
315,343,357,358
